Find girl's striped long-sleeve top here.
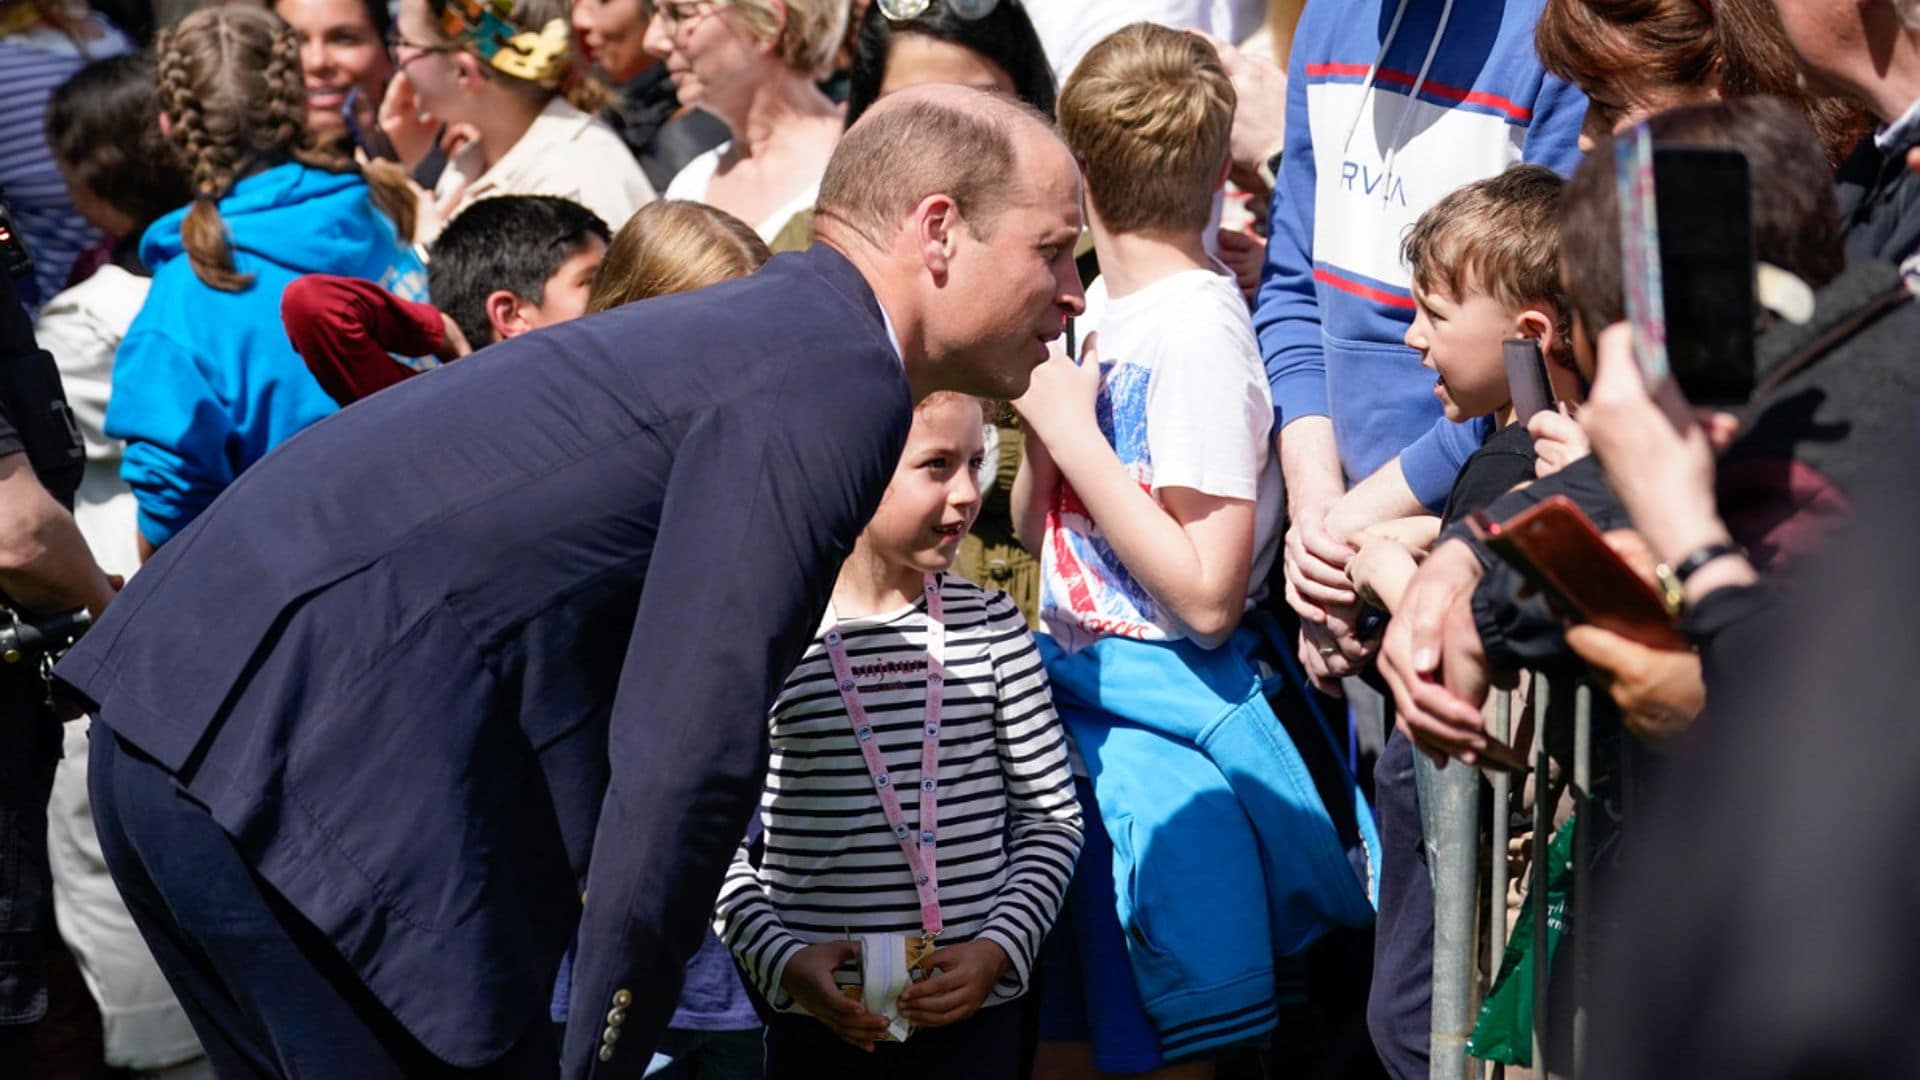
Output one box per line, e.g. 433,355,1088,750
715,572,1082,1011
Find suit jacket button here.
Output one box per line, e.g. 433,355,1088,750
597,1045,615,1062
602,1026,621,1044
612,989,632,1008
607,1007,627,1026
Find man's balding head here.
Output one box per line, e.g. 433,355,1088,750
813,82,1085,403
815,83,1067,247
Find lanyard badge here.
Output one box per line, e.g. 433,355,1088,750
821,575,947,939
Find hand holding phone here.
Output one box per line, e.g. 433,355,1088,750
1467,495,1689,651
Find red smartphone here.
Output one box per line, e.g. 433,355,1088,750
1466,495,1688,652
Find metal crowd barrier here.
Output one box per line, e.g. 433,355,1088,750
1425,675,1600,1080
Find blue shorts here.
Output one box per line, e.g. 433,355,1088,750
1035,776,1166,1074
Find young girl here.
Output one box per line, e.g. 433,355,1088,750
715,392,1083,1080
386,0,654,234
105,5,426,556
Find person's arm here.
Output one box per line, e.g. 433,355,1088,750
1197,32,1288,206
1010,349,1068,555
104,329,237,550
0,452,115,618
1348,535,1419,615
1519,71,1590,177
711,833,804,1008
282,274,454,407
1376,537,1496,765
282,270,455,405
1251,46,1354,616
904,594,1080,1028
711,825,884,1047
1395,414,1493,513
1347,515,1440,614
560,371,910,1078
1324,456,1429,547
1013,343,1257,649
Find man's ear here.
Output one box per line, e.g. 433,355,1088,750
911,193,960,284
485,289,531,342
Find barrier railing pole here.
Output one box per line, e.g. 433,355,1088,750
1529,674,1551,1072
1570,683,1594,1077
1425,719,1480,1080
1484,690,1512,1080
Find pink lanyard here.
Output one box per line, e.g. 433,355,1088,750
821,574,947,938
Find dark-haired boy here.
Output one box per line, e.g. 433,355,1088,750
283,194,608,405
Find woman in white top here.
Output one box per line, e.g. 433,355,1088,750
643,0,845,248
384,0,655,235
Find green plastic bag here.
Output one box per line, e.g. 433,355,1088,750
1466,813,1576,1066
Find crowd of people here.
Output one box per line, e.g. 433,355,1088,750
0,0,1915,1077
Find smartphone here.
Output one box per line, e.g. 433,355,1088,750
1502,338,1553,424
1467,495,1689,651
1616,128,1757,406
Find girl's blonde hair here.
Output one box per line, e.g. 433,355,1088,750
586,200,772,313
157,6,416,291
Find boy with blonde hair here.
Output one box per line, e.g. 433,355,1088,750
1014,23,1376,1079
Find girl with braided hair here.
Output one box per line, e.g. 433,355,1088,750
105,4,427,557
383,0,654,235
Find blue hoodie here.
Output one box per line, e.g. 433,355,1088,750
1254,0,1586,509
108,162,426,546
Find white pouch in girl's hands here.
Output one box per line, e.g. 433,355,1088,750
848,932,934,1042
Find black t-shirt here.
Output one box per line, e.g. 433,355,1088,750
0,273,83,509
1439,422,1537,527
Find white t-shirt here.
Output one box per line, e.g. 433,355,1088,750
663,141,820,245
1023,0,1266,83
1038,268,1282,653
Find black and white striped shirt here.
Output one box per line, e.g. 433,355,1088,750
715,573,1082,1011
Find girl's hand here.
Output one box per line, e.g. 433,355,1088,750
896,939,1008,1028
378,71,439,173
778,940,890,1051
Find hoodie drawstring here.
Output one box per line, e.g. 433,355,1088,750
1341,0,1457,194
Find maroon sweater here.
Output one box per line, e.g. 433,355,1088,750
282,274,444,406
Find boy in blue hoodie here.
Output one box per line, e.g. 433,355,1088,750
1017,24,1376,1078
1251,5,1584,1073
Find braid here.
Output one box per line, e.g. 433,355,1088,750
158,16,253,291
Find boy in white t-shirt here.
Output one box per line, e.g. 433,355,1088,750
1012,23,1376,1079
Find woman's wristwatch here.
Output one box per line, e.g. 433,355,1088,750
1653,539,1746,615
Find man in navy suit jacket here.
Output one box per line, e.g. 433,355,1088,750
55,86,1086,1078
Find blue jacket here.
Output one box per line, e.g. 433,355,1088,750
1254,0,1586,508
1040,620,1379,1060
56,245,911,1077
106,162,426,546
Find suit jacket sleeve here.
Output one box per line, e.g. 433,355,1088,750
562,363,907,1078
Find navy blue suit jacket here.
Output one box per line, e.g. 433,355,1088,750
55,245,911,1076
